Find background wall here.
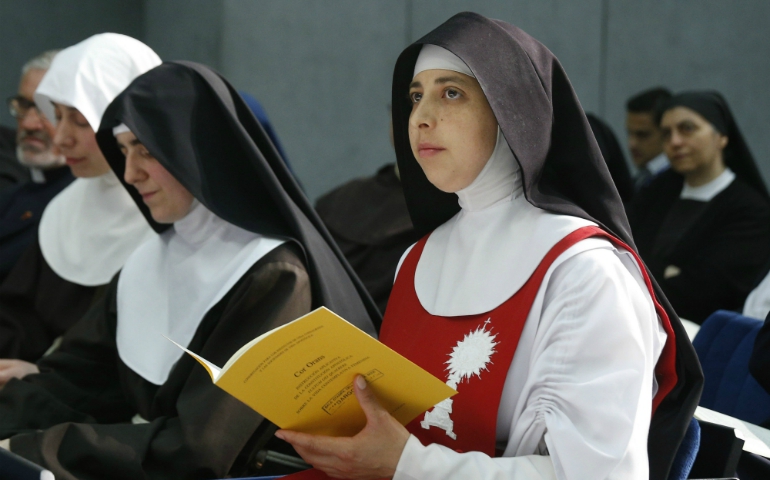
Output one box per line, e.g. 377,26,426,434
0,0,144,125
2,0,769,200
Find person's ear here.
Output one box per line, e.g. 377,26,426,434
718,134,728,150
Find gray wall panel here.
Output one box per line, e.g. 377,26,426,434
219,0,408,201
0,0,144,128
143,0,223,69
604,1,770,182
3,1,768,196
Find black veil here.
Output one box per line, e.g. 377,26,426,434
96,61,380,334
391,12,702,478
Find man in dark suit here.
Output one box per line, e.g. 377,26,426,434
0,50,73,281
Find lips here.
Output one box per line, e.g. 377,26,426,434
21,137,46,147
65,157,85,166
140,191,157,201
417,142,446,158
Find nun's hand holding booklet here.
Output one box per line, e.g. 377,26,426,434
168,307,456,436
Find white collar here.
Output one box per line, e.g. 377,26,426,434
646,152,670,175
680,167,735,201
116,202,285,384
413,130,595,316
38,172,155,285
30,168,46,184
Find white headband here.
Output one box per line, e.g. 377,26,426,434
113,123,131,136
413,44,474,79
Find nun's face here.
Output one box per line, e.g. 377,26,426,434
52,103,111,177
408,69,498,193
661,107,728,183
117,131,194,224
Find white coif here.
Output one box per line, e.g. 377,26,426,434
34,33,162,286
116,202,285,385
34,33,162,131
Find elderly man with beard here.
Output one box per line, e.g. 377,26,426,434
0,50,72,281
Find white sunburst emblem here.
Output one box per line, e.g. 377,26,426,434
421,319,499,439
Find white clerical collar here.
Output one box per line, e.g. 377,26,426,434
30,168,46,184
116,202,285,385
680,168,735,201
412,129,594,316
646,152,670,176
39,172,155,285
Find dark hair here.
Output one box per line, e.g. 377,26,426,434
626,87,672,114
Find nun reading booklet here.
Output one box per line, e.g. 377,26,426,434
169,307,455,436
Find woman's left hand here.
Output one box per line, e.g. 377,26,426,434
276,375,411,479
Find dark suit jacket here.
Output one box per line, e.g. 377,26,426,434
0,166,73,281
0,125,29,191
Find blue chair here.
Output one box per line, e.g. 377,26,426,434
668,417,701,480
692,310,770,425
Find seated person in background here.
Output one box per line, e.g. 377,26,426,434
586,113,634,203
316,117,418,313
0,128,25,191
0,49,73,282
277,13,701,480
0,61,379,479
626,87,672,190
0,34,157,374
628,91,770,324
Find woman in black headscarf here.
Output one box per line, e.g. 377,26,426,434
0,61,379,479
278,12,701,480
628,91,770,324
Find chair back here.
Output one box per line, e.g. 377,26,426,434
692,310,770,425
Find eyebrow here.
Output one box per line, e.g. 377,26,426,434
408,75,469,90
434,75,468,85
117,138,144,149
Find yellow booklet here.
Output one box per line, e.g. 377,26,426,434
168,307,456,437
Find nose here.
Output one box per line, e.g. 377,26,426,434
409,97,437,131
123,150,147,185
18,108,44,131
52,118,74,151
667,130,684,148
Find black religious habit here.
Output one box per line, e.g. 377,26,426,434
0,239,102,361
628,170,770,323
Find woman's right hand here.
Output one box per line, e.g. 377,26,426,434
0,359,39,388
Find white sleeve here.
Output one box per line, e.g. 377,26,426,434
394,243,661,480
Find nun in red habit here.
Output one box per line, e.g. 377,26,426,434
278,12,701,480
